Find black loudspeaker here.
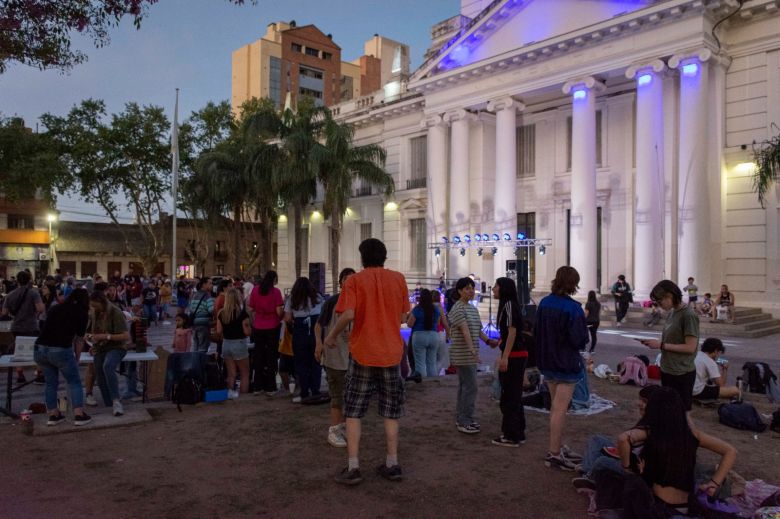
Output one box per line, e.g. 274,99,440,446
516,259,530,306
308,262,326,295
505,260,517,272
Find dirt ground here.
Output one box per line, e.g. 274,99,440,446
2,375,779,519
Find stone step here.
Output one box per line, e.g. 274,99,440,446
617,313,774,327
600,320,780,339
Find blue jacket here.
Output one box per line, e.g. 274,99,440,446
535,293,589,374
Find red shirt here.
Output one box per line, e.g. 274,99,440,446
248,286,284,330
335,267,410,367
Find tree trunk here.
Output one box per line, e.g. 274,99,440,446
329,207,341,291
293,204,303,279
232,204,242,276
142,256,158,278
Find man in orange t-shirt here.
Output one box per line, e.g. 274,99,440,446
325,238,410,485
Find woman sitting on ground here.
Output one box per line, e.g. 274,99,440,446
615,386,737,517
217,288,251,399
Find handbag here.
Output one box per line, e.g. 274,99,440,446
279,325,293,356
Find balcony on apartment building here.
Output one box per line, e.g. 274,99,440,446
405,177,427,190
353,185,373,198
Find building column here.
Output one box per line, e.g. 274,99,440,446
422,114,449,278
626,60,666,297
669,49,712,287
487,97,522,278
444,109,475,278
563,77,604,293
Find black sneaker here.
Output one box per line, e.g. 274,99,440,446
561,445,583,462
376,464,403,481
492,436,522,447
47,413,66,426
572,476,596,491
335,467,363,486
74,413,93,426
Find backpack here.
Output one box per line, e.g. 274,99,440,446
718,402,767,432
619,356,648,387
771,408,780,434
172,375,202,411
742,362,777,394
203,357,226,391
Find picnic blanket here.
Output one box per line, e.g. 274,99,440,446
524,393,616,416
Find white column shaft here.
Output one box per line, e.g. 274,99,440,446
426,119,448,277
570,88,598,292
494,106,517,277
634,72,665,295
449,115,471,277
677,62,710,286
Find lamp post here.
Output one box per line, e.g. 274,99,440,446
47,213,57,274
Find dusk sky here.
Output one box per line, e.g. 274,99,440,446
0,0,458,221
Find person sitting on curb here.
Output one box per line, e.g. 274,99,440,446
693,338,740,401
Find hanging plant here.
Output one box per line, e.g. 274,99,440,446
753,123,780,208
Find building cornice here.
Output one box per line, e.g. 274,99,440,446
409,0,729,95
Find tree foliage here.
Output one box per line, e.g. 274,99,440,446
0,116,69,202
41,99,171,274
0,0,255,73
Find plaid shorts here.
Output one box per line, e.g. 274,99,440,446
343,360,405,419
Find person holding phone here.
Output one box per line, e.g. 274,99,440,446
639,280,699,412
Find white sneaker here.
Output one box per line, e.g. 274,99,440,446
228,389,239,400
112,400,124,417
292,396,302,403
85,394,98,406
328,426,347,447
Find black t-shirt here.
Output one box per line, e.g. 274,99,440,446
585,300,601,324
36,303,89,348
497,300,525,353
220,309,248,340
142,287,158,304
317,293,340,329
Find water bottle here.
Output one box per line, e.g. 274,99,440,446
735,376,743,403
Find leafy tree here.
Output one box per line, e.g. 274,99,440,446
41,99,171,275
244,97,327,278
317,116,393,289
0,0,255,73
0,116,69,202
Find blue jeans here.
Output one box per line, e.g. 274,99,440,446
94,349,127,406
192,325,210,353
582,434,622,477
144,303,157,323
34,344,85,411
412,330,439,377
456,364,478,426
121,362,140,399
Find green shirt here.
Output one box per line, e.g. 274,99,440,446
448,300,482,366
660,304,699,375
90,303,129,354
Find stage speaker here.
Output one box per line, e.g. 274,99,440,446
308,262,326,295
516,259,531,306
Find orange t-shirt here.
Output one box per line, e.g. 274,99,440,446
335,267,410,367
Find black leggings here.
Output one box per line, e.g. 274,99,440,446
251,326,281,392
587,322,599,352
499,356,527,442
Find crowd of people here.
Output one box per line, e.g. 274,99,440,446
2,240,752,516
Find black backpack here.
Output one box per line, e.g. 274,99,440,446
203,357,226,391
741,362,777,394
172,375,202,412
771,408,780,434
718,402,767,432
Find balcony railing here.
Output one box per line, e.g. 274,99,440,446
406,177,427,190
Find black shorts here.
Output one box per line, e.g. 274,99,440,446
695,385,720,400
661,370,696,411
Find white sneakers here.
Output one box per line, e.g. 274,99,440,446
112,400,124,417
85,394,98,406
228,389,239,400
328,424,347,448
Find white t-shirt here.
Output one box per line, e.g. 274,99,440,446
693,351,722,395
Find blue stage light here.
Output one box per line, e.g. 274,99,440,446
441,237,449,244
474,234,482,242
517,232,526,240
491,233,500,242
502,232,511,241
482,233,490,242
539,245,546,256
459,248,466,257
464,234,471,243
453,235,461,244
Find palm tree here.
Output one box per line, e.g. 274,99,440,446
244,97,328,278
318,116,393,289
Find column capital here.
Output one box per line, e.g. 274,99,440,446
487,97,524,113
420,113,446,130
668,48,713,69
562,76,606,95
625,59,667,80
443,108,477,124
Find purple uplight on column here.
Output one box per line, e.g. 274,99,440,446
681,62,699,77
573,88,587,100
637,73,652,86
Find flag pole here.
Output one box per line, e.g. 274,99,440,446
171,88,180,282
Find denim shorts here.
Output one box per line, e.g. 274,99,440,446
222,338,249,360
541,368,583,384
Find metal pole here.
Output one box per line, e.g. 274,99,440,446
171,88,180,281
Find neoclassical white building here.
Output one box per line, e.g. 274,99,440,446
275,0,780,311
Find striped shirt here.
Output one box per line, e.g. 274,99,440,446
448,300,482,366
